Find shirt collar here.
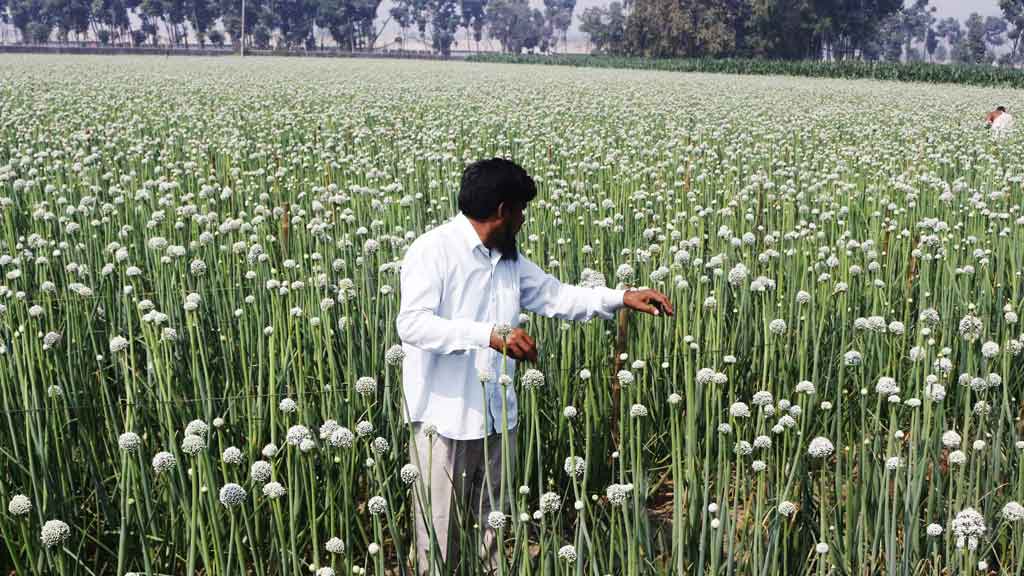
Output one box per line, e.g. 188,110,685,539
453,212,488,256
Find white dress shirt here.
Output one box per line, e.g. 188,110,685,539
396,212,626,440
992,112,1015,137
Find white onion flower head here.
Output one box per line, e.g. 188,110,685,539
368,496,387,515
630,403,648,418
487,511,507,530
1002,501,1024,522
729,402,750,418
222,446,243,465
219,483,247,507
329,427,355,448
617,370,634,386
118,432,141,453
942,430,962,448
521,368,545,390
325,537,346,554
286,425,311,446
540,491,562,513
355,377,376,396
8,494,31,516
564,456,585,479
558,544,577,564
262,482,286,499
184,418,209,438
317,568,336,576
181,434,207,455
777,501,796,517
40,519,70,548
808,437,834,459
563,405,578,419
356,421,374,437
278,398,298,413
951,507,986,550
815,542,829,555
262,443,279,458
400,464,420,484
250,460,272,483
152,451,176,474
385,345,405,366
109,335,129,353
926,523,943,536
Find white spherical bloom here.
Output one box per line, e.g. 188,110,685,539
317,568,336,576
325,537,346,554
973,440,986,451
563,406,578,419
710,518,721,529
384,345,405,366
951,508,986,550
219,483,247,507
355,376,377,396
212,417,225,428
926,523,943,536
109,335,129,353
630,404,648,418
768,319,787,335
8,494,32,516
181,434,206,455
981,341,999,359
487,511,507,530
844,351,863,366
948,450,967,465
617,370,635,386
1002,501,1024,522
521,368,545,390
734,441,753,456
942,431,962,448
356,421,374,437
185,416,208,434
329,427,355,448
371,437,389,456
958,314,983,342
885,456,903,471
578,369,592,380
564,456,585,479
777,501,796,517
808,437,834,459
751,460,767,472
753,435,772,449
696,368,716,385
40,519,71,548
367,496,387,515
152,451,176,474
278,398,298,413
668,393,682,405
319,420,340,440
718,423,733,434
708,502,719,514
926,382,946,402
262,443,279,458
605,483,632,505
815,542,829,555
299,439,317,453
262,482,286,499
222,446,243,465
778,415,797,428
875,377,898,396
250,460,272,483
118,432,141,452
540,491,562,513
47,385,64,398
286,425,311,446
729,402,750,418
558,544,577,563
795,381,815,395
498,374,513,387
796,291,811,304
400,464,420,485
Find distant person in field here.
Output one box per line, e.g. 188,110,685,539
987,106,1015,137
396,157,673,574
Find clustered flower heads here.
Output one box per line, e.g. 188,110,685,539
564,456,585,479
808,437,834,459
521,368,545,390
325,536,346,555
951,507,986,550
219,483,248,507
367,495,387,515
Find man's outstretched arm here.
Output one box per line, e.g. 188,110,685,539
519,256,673,321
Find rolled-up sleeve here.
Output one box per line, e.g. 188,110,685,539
396,239,493,354
518,256,625,321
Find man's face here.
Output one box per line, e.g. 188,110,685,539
497,201,526,260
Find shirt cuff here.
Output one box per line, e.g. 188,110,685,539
469,321,494,350
599,288,627,315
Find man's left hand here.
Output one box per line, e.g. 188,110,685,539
623,289,674,317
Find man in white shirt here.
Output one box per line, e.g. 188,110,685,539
397,158,673,574
987,106,1015,137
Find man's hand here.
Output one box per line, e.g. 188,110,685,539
623,289,674,317
490,327,538,362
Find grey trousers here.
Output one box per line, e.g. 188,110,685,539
409,423,517,575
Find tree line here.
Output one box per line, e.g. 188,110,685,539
581,0,1024,64
0,0,576,55
2,0,1024,64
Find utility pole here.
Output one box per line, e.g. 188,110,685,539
241,0,245,56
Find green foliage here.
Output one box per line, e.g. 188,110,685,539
467,52,1024,88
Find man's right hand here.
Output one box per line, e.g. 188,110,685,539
489,327,538,362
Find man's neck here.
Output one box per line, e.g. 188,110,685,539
467,217,500,250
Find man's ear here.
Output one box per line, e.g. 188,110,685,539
495,201,508,222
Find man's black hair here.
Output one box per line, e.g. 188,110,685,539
997,106,1007,112
458,158,537,220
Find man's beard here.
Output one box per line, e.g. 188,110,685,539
498,223,519,261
